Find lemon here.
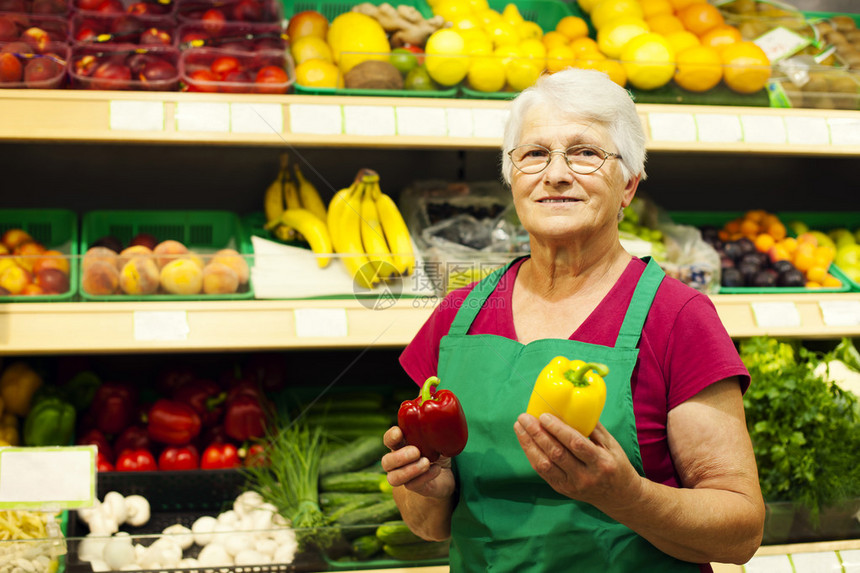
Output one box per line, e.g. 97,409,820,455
506,58,542,91
577,0,602,13
296,59,342,88
620,32,675,90
501,3,525,25
519,38,547,61
664,30,700,55
452,15,482,30
461,28,494,55
425,29,470,86
516,20,543,41
434,0,473,22
468,55,507,91
590,0,644,29
327,12,390,74
597,17,649,59
291,36,333,65
546,44,576,73
486,20,519,47
468,0,489,11
494,44,522,66
475,8,502,27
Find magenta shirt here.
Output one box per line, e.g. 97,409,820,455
400,256,750,490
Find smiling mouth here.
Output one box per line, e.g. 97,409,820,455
538,198,579,203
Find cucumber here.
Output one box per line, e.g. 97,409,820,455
320,492,388,512
320,472,392,493
375,521,424,545
336,498,400,526
383,540,450,561
320,435,389,477
326,497,384,522
351,535,383,559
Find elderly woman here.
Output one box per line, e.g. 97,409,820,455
382,68,765,572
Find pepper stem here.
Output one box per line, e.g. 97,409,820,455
420,376,440,404
565,362,610,387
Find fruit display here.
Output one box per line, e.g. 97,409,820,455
180,46,293,93
0,0,67,14
70,44,180,90
71,11,175,45
0,12,68,43
177,19,286,50
176,0,282,26
0,227,72,296
781,216,860,287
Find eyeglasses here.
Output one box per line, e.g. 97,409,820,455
507,144,622,175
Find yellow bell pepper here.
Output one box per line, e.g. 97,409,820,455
0,413,19,446
526,356,609,437
0,361,43,417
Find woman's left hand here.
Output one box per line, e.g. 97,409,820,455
514,413,642,510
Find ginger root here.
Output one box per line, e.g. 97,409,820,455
352,2,446,48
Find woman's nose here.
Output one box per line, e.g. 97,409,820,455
543,152,574,184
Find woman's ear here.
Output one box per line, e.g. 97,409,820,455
621,175,641,208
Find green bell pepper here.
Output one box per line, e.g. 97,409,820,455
65,371,101,411
23,397,76,447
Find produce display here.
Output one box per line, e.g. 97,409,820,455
526,357,608,437
0,510,67,573
0,227,71,297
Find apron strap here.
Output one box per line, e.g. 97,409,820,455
614,257,665,349
447,257,523,336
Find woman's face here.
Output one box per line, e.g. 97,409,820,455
510,102,638,246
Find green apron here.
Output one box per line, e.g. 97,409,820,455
437,257,700,573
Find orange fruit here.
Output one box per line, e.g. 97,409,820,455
744,209,768,222
639,0,673,19
793,243,816,272
781,237,798,254
674,45,722,92
543,30,571,51
569,36,601,57
295,58,341,88
768,244,791,263
667,0,706,10
739,218,759,237
724,218,742,234
700,24,742,52
677,2,725,36
665,30,701,54
822,274,843,288
721,41,771,94
814,245,836,268
646,13,685,35
754,233,775,253
578,57,627,86
765,221,786,241
556,15,589,40
806,265,828,284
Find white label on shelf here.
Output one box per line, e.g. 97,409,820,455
230,103,283,134
446,107,473,138
743,554,793,573
0,446,95,509
751,301,801,328
695,114,742,143
789,552,842,572
753,26,811,62
175,102,230,132
784,116,830,146
343,105,396,136
740,114,787,144
289,103,342,135
134,310,190,341
647,113,697,142
294,308,348,338
828,118,860,146
109,100,164,131
819,300,860,326
471,108,507,139
396,106,448,137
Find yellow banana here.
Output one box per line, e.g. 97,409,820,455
373,181,415,277
265,208,333,268
332,172,378,289
295,163,328,223
327,180,357,251
283,172,302,212
359,178,396,279
263,156,287,225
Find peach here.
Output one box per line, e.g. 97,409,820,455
32,249,70,275
160,259,203,295
0,257,17,276
211,248,249,284
0,265,33,294
2,228,33,251
82,259,120,295
202,261,239,294
35,268,69,294
22,283,44,296
83,246,120,271
13,240,46,272
119,245,153,268
153,240,189,269
119,257,160,295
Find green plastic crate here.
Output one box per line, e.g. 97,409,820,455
670,211,853,294
294,82,458,98
80,210,253,301
488,0,574,32
0,209,78,302
281,0,432,19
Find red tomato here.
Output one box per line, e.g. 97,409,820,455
116,449,157,471
158,445,200,471
96,452,115,472
201,443,240,469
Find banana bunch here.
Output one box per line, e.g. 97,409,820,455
263,152,333,268
327,169,415,290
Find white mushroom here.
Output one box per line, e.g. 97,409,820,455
197,543,233,567
162,524,194,550
102,537,135,570
223,533,253,557
102,492,128,526
191,515,218,546
123,496,150,527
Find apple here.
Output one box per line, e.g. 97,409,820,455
24,57,61,87
111,16,144,40
35,268,69,294
201,9,226,35
129,232,158,250
186,68,219,92
0,52,23,83
74,24,99,43
254,65,288,94
232,0,263,22
179,30,209,48
90,60,132,90
139,27,173,46
286,10,328,42
126,1,166,15
74,54,99,77
21,27,50,52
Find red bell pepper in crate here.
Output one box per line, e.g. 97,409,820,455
89,380,139,435
173,379,224,427
147,399,202,445
223,393,267,442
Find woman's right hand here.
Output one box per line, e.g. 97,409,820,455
382,425,456,500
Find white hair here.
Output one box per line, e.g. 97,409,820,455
501,68,647,185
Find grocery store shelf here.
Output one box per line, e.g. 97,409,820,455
0,90,858,154
3,292,860,354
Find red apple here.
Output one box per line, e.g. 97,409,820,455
210,55,240,79
139,27,172,45
232,0,262,22
186,68,219,92
0,52,23,83
254,64,287,94
126,1,165,15
201,9,225,35
35,268,69,294
286,10,328,42
74,24,99,42
21,27,50,52
90,60,132,90
33,250,70,275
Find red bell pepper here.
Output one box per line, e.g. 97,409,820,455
223,393,267,442
158,444,200,471
114,425,152,458
156,364,197,396
245,352,288,392
77,428,114,463
116,448,157,471
397,376,468,462
201,442,240,469
96,452,115,472
173,379,225,428
89,380,138,435
147,399,202,445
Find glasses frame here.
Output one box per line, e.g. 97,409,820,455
507,144,623,175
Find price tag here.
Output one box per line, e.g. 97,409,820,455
753,26,811,62
751,301,801,328
648,113,697,142
784,116,830,146
109,100,164,131
230,102,283,134
396,106,447,137
343,105,396,136
175,102,230,132
446,107,473,138
0,446,96,509
819,300,860,326
695,114,742,143
471,108,507,139
740,115,787,144
828,118,860,146
134,311,189,341
294,308,348,338
289,104,342,135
